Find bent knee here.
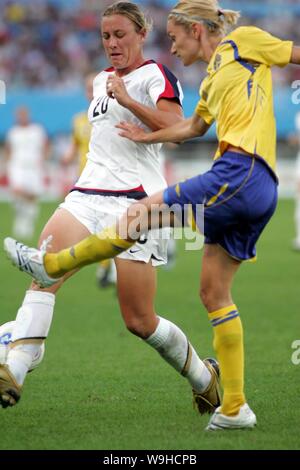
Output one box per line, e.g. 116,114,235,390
121,307,157,339
199,285,232,313
124,318,153,339
199,285,215,310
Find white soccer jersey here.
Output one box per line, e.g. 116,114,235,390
7,124,46,170
74,60,183,198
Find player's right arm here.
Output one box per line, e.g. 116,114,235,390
117,113,210,144
42,132,50,161
4,142,11,162
4,130,12,162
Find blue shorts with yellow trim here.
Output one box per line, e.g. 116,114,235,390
163,151,278,261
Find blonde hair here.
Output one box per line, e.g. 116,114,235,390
169,0,240,35
103,1,152,33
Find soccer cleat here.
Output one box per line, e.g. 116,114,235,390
3,236,60,288
206,403,257,430
0,364,22,408
193,357,221,415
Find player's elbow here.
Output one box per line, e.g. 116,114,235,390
197,127,208,137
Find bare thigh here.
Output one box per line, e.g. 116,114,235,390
30,208,91,294
115,258,158,339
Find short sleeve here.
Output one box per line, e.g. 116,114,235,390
195,99,214,125
232,27,293,68
148,64,183,107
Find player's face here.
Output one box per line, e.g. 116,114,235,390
16,107,30,126
167,19,203,66
101,15,146,75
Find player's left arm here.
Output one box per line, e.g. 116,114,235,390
290,46,300,65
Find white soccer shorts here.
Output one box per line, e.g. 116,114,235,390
59,191,170,266
8,166,44,196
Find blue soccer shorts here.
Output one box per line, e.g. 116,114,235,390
163,151,278,261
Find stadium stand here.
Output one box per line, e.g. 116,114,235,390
0,1,299,197
0,0,300,137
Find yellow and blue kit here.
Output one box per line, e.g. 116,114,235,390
164,27,293,260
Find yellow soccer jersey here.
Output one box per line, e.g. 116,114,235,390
72,111,91,175
195,26,293,174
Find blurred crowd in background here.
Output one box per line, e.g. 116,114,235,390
1,0,300,91
1,1,300,200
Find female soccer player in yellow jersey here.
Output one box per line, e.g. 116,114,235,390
1,2,221,420
4,0,300,430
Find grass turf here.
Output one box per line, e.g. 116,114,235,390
0,199,299,450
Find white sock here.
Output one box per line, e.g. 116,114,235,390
7,290,55,385
13,198,25,238
145,316,211,392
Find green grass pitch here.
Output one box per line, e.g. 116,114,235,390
0,199,299,450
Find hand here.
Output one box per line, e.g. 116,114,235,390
116,121,150,143
106,75,131,107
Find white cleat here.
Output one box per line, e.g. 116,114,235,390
3,236,60,288
206,403,257,431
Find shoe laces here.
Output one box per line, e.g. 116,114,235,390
16,235,53,271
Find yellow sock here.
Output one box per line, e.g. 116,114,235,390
44,226,134,278
208,304,246,416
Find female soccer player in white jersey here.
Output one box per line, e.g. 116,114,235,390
0,2,220,416
5,106,49,239
7,0,300,431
